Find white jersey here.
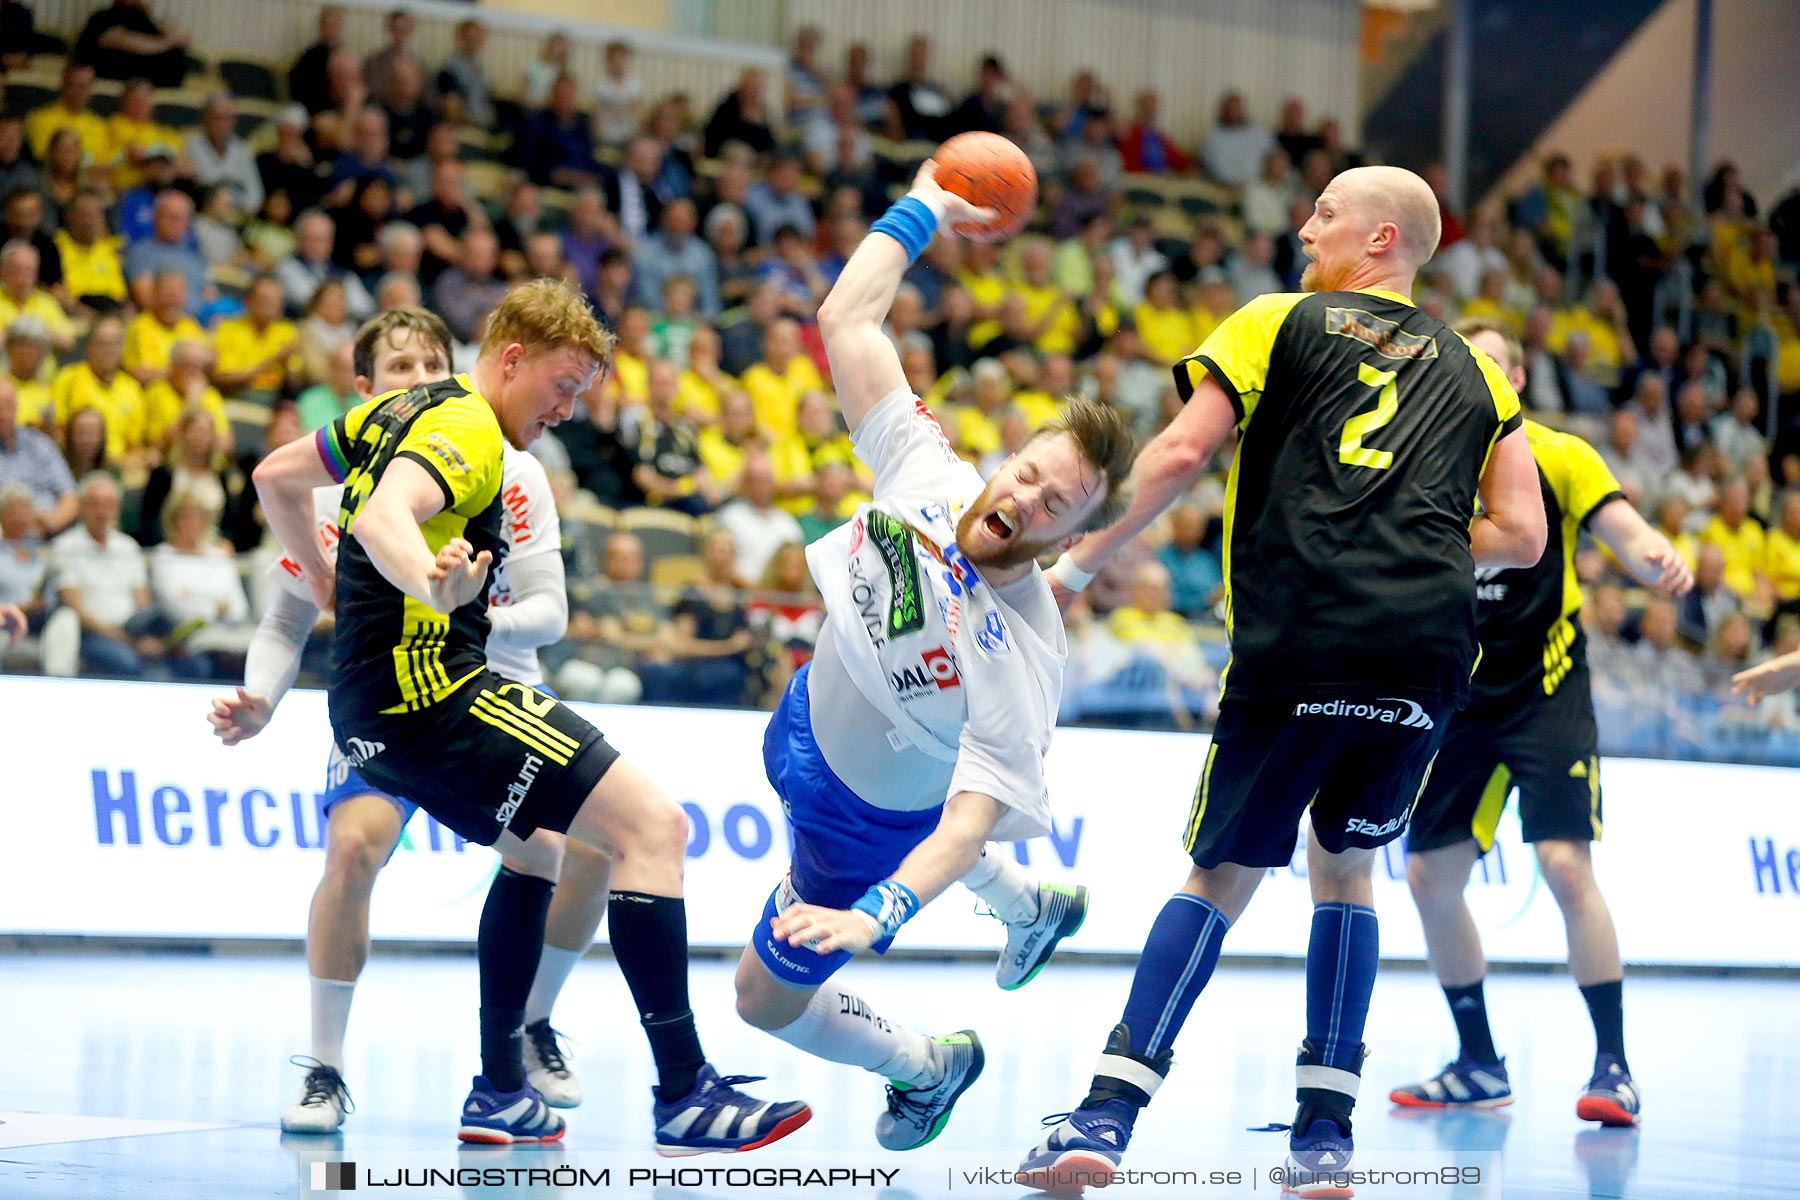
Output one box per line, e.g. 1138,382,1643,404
267,444,562,686
805,387,1066,841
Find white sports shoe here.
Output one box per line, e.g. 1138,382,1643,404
522,1019,582,1108
997,883,1090,990
281,1057,352,1134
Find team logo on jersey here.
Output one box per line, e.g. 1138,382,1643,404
848,515,866,556
421,432,469,476
500,482,535,546
342,737,386,767
496,752,544,830
866,511,925,637
891,646,961,698
1291,697,1435,729
1326,307,1439,361
975,609,1012,655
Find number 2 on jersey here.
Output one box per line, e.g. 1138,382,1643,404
1340,362,1398,470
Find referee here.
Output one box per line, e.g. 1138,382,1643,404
1017,166,1547,1197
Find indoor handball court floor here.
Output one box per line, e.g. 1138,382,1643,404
0,952,1791,1198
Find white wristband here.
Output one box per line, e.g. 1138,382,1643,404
1046,553,1096,592
905,188,949,223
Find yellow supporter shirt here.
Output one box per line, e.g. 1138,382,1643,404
54,231,128,304
1012,388,1063,431
25,104,110,162
1701,514,1767,598
1764,529,1800,602
740,354,825,438
124,310,205,379
143,378,231,451
1108,606,1195,646
611,349,649,408
105,114,184,189
696,428,751,489
0,290,75,349
51,363,148,459
1459,296,1523,337
768,430,860,515
6,372,53,428
1134,303,1201,368
213,317,299,392
946,404,1001,458
1010,281,1080,355
959,267,1008,349
674,369,725,423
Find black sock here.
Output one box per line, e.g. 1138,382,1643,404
1579,979,1626,1068
477,867,554,1092
609,891,705,1102
1444,980,1500,1064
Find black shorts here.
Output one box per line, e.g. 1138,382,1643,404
330,670,620,846
1184,694,1451,869
1408,674,1601,854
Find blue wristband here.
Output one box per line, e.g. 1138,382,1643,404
851,878,921,938
869,196,939,264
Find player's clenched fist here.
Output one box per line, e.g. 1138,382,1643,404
426,537,492,613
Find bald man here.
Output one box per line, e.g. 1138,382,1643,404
1017,166,1548,1195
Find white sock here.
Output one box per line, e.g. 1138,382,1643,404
770,986,941,1088
310,976,356,1071
959,843,1041,925
526,945,584,1026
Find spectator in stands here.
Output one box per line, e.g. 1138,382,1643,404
326,109,396,199
0,484,50,636
1158,503,1222,619
292,278,354,387
25,64,108,164
950,54,1010,137
373,269,420,313
327,175,396,279
669,324,729,422
430,226,504,345
123,269,201,386
0,377,75,535
0,115,40,200
1437,209,1508,302
53,315,147,466
1201,91,1274,188
1241,149,1297,238
1226,231,1282,305
1516,153,1588,270
1628,370,1679,476
605,136,669,245
60,406,111,480
290,6,344,114
76,0,189,88
2,0,59,69
144,338,227,452
1672,379,1713,458
803,83,868,179
406,158,477,286
2,317,53,430
593,40,646,149
797,459,856,544
211,275,297,401
666,526,758,705
435,17,494,129
1273,97,1319,166
626,198,715,318
556,186,615,299
520,29,570,109
887,34,954,142
1117,89,1191,176
257,106,321,216
295,340,359,433
743,153,815,248
146,490,249,679
185,94,262,217
1702,480,1767,599
105,78,180,194
1633,593,1706,695
1560,332,1613,417
1679,542,1743,648
380,57,433,162
124,189,207,314
1109,216,1168,309
1663,443,1719,515
49,472,159,676
740,316,824,438
558,530,664,705
1763,491,1800,605
3,188,62,291
650,276,703,363
701,204,756,309
0,241,74,355
623,358,721,516
697,389,762,492
704,67,776,159
277,209,374,322
839,42,887,129
136,404,228,546
362,6,420,109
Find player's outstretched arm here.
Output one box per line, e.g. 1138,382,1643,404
1734,651,1800,706
209,587,319,744
1047,372,1237,605
772,791,1004,956
1589,498,1695,596
817,161,992,434
253,438,341,610
353,457,490,614
1470,426,1547,569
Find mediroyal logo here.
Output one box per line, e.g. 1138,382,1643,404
1292,698,1435,730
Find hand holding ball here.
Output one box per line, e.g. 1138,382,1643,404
923,132,1037,242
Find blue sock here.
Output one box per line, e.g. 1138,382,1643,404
1119,894,1229,1057
1305,903,1379,1071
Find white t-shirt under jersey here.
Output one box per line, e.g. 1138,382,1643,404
804,386,1067,842
267,444,561,686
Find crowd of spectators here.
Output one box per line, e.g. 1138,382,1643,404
2,2,1799,757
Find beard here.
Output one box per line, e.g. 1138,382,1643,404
955,478,1053,571
1300,260,1322,292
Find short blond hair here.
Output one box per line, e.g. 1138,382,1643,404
479,278,615,371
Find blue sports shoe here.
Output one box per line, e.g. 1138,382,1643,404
457,1076,566,1144
1281,1117,1356,1198
1015,1100,1137,1196
1575,1054,1641,1127
1388,1056,1513,1110
652,1064,812,1157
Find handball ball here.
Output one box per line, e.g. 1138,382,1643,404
931,132,1037,243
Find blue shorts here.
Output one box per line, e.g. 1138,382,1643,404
752,664,941,987
321,683,560,828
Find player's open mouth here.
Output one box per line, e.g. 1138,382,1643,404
984,510,1015,540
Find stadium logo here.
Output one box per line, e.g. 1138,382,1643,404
1292,698,1434,730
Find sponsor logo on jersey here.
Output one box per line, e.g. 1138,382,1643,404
891,646,961,698
1325,306,1440,361
847,515,866,556
911,397,959,462
342,737,385,767
937,595,962,639
421,432,469,476
1475,582,1508,601
500,482,534,546
866,510,925,637
1345,813,1409,837
1292,697,1435,730
496,752,543,830
848,556,886,649
975,609,1012,655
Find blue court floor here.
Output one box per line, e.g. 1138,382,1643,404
0,952,1790,1199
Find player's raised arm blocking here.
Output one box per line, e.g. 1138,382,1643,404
252,434,340,610
1472,425,1547,569
816,160,992,432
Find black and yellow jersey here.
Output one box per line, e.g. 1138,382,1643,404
1175,289,1522,705
317,374,507,724
1467,421,1624,712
